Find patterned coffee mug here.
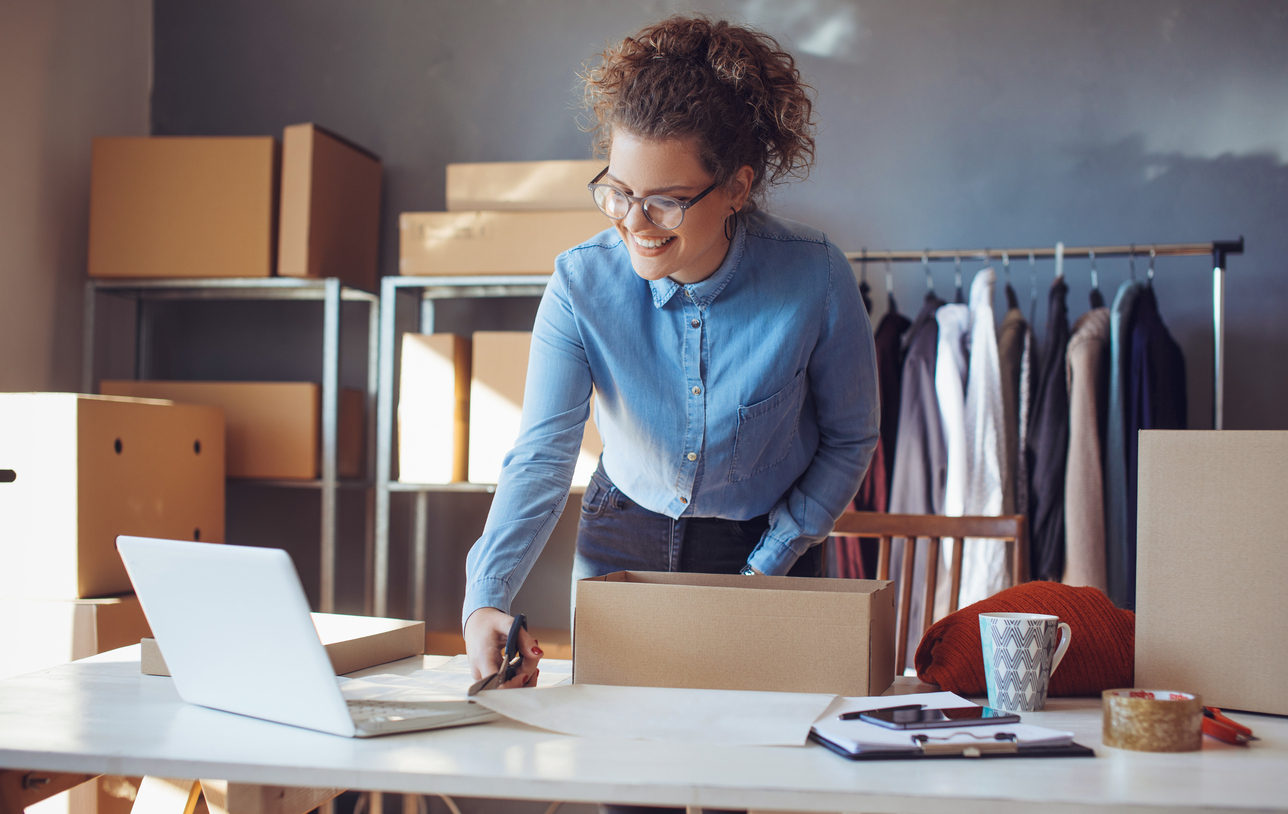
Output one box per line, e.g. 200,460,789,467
979,612,1072,712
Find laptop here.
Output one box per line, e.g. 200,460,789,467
116,535,499,737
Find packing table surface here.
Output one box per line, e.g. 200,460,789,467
0,647,1285,814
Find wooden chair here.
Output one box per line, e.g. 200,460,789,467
828,511,1029,669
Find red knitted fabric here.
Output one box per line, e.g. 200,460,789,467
914,581,1135,697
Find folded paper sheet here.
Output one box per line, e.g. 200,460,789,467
472,683,837,746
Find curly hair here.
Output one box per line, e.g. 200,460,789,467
581,15,816,211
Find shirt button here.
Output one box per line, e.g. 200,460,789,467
691,386,701,395
682,289,690,298
690,319,700,328
680,496,688,504
687,452,697,461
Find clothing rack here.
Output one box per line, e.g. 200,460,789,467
844,238,1244,430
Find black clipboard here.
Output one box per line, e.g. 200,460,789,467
809,730,1096,761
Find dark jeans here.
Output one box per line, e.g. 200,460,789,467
574,462,823,584
574,463,820,814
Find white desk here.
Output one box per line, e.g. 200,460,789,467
1,647,1285,814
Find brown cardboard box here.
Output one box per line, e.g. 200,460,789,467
399,210,609,276
88,137,278,278
99,381,364,480
574,572,896,696
468,331,602,486
278,123,382,292
1135,430,1288,716
446,160,603,211
0,394,224,600
397,334,471,484
140,612,423,676
0,594,152,680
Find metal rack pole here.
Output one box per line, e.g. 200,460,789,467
320,278,342,613
363,291,381,616
373,277,401,617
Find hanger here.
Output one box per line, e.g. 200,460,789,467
1129,245,1137,282
1003,251,1019,310
885,256,897,314
1089,248,1105,308
954,255,963,303
1028,251,1038,326
923,250,936,299
858,247,873,314
1148,246,1156,287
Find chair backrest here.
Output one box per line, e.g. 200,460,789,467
828,511,1029,670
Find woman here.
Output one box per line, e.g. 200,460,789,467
464,15,879,687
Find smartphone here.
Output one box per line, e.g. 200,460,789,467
850,704,1021,729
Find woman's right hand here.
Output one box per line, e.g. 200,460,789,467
464,607,542,689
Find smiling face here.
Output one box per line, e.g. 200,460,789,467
604,131,752,285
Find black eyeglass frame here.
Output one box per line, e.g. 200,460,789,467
587,166,720,230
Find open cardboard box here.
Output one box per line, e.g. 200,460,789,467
574,571,895,696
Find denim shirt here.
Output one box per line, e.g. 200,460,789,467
462,210,879,625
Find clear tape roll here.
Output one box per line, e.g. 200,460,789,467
1102,689,1203,752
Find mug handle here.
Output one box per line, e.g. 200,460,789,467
1050,622,1073,675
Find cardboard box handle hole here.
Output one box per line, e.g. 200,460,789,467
0,469,14,483
114,438,122,454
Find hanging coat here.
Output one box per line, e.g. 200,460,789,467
1105,280,1145,607
1017,323,1036,532
1027,277,1070,582
1063,307,1110,591
961,269,1009,606
888,295,946,668
1121,286,1187,610
997,306,1029,516
933,302,971,622
840,310,914,579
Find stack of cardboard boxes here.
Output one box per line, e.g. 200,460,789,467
397,160,608,488
86,124,381,480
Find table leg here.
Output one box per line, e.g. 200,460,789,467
200,781,342,814
133,779,201,814
0,770,98,814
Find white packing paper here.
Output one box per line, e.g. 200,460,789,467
338,654,571,702
471,683,837,746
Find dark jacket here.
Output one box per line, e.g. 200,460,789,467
1027,277,1070,581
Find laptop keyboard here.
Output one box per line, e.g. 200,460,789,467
347,700,468,724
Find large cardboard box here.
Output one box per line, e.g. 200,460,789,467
1136,430,1288,715
399,210,609,276
0,594,152,680
278,123,382,292
99,381,364,480
446,160,603,211
140,612,423,676
469,331,601,487
574,572,896,696
0,394,224,599
89,137,278,278
398,334,471,484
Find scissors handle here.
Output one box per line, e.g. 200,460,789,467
467,612,528,696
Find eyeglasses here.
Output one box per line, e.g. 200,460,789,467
587,167,719,230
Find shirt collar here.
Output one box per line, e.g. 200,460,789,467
646,216,747,310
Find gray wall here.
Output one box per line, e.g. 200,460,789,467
0,0,151,392
149,0,1288,625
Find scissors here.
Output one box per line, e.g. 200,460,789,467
468,613,528,695
1202,706,1258,746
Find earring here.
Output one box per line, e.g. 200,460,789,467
724,208,740,241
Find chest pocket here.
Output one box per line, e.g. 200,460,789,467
728,369,808,483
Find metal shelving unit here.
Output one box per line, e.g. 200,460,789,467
82,277,379,613
373,275,548,618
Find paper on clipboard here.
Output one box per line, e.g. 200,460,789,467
810,692,1073,754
